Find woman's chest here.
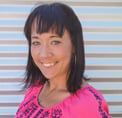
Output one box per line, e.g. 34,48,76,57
38,89,71,108
15,95,85,118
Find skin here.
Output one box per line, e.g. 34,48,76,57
31,27,88,108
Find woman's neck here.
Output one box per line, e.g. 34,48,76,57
45,79,68,92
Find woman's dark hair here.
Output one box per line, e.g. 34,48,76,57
24,2,85,93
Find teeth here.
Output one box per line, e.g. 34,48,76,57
43,63,55,67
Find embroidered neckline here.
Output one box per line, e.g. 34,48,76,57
35,84,91,109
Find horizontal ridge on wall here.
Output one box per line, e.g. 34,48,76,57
0,1,122,117
0,1,122,6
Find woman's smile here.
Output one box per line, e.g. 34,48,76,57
41,62,57,68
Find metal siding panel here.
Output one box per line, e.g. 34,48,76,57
0,1,122,117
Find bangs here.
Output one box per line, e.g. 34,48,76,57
31,5,65,37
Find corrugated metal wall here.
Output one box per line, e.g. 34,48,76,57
0,0,122,118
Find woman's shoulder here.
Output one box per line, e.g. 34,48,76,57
71,85,112,117
23,84,44,99
78,85,107,106
82,85,104,99
79,80,105,101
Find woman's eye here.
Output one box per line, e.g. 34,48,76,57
51,41,61,45
31,41,40,46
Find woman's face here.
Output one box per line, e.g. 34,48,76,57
31,28,73,81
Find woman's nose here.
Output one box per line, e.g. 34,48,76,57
39,45,51,58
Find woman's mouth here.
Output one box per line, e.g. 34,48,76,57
42,62,57,67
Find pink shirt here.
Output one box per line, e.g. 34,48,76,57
15,85,112,118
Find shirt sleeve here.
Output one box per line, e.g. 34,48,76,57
86,86,112,118
15,86,33,117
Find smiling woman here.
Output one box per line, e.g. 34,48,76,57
23,2,86,93
14,2,112,118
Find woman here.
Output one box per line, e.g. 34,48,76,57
15,2,112,118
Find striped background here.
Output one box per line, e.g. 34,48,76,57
0,0,122,118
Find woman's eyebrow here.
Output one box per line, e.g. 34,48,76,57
31,35,39,39
50,35,60,38
31,35,60,40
